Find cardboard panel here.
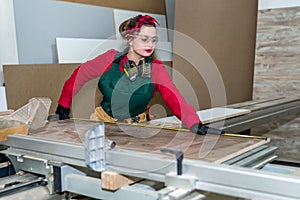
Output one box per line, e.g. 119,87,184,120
58,0,166,14
173,0,258,110
3,63,172,119
3,64,79,115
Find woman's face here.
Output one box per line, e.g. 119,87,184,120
129,25,158,58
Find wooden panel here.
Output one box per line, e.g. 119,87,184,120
0,87,7,111
30,120,269,163
56,38,172,63
150,107,250,127
3,64,172,119
172,0,258,110
3,64,79,115
57,0,166,15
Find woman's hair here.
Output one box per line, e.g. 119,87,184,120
119,14,159,39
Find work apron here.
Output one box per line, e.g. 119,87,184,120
98,55,154,121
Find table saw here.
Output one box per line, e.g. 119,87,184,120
0,97,300,200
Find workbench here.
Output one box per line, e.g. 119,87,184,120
1,97,300,199
0,117,299,200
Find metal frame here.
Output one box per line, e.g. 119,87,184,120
220,97,300,133
2,134,300,200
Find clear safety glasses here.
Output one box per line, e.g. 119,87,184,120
132,34,159,45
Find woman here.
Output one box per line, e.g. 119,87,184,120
56,14,224,135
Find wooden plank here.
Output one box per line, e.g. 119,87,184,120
101,171,142,191
0,86,8,111
57,0,166,15
0,124,28,141
0,110,14,118
226,97,284,109
30,120,269,163
56,37,172,63
227,97,300,111
150,107,251,128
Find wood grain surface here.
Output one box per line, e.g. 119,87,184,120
30,120,269,163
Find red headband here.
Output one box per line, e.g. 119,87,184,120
126,15,159,34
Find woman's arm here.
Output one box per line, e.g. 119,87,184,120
58,49,118,108
151,60,202,129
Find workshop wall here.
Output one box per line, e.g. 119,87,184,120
252,6,300,162
253,6,300,99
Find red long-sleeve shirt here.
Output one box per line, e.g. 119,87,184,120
58,49,202,128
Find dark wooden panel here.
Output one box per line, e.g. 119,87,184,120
31,119,269,163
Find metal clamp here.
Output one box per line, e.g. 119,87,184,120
160,148,183,175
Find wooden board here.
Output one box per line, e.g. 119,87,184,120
30,119,269,163
0,86,7,111
3,63,172,120
150,107,251,128
58,0,166,15
172,0,258,110
56,37,172,63
0,124,28,141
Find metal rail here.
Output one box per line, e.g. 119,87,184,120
217,97,300,133
2,134,300,200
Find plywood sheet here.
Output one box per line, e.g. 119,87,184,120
172,0,258,109
30,119,269,163
56,37,172,63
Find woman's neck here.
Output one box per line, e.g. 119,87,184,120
127,51,144,65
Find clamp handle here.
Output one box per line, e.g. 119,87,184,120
160,148,184,175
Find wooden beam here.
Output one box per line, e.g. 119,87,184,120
0,124,28,141
101,171,142,191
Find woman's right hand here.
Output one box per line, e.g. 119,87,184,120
55,104,70,120
190,123,225,135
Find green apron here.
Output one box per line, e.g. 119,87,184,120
98,55,154,120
